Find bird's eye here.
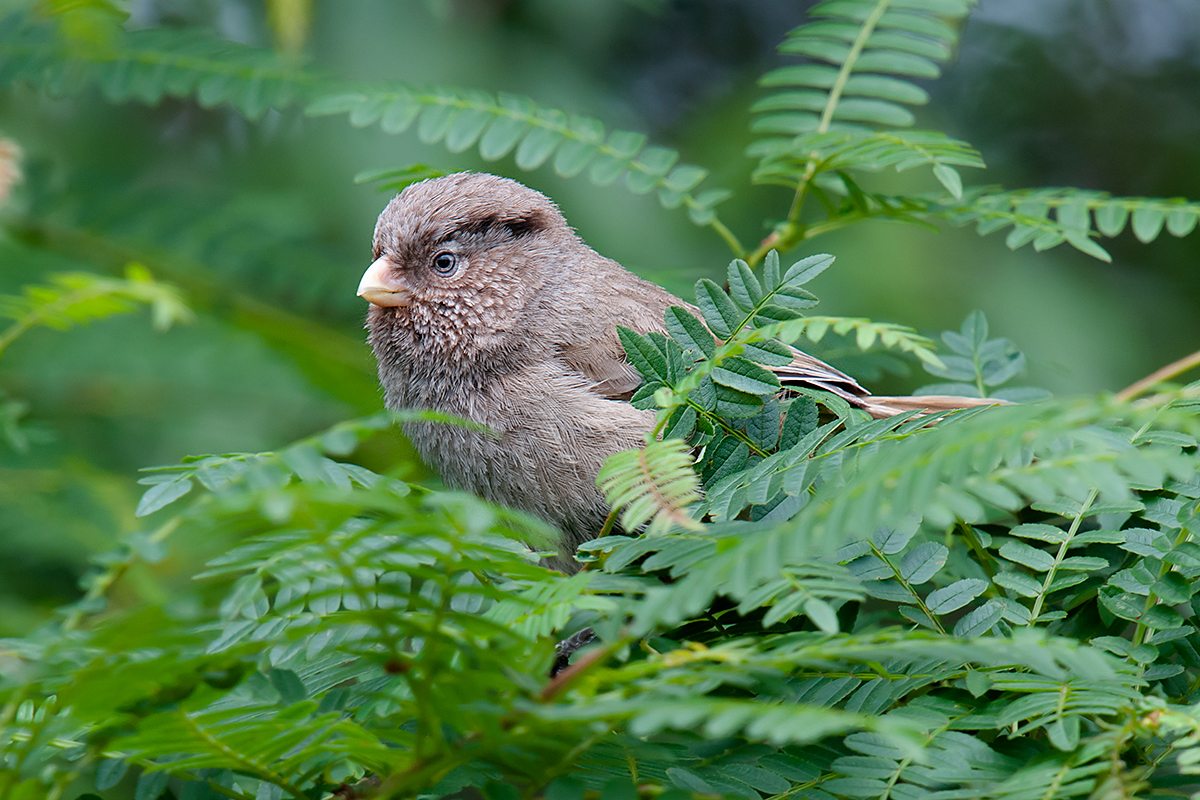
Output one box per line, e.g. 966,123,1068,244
432,251,458,276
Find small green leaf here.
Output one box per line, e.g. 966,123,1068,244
952,599,1004,637
305,92,368,116
1064,230,1112,261
727,259,764,311
694,279,743,339
664,307,715,358
478,115,529,160
617,327,669,381
515,119,563,169
135,476,193,517
135,771,170,800
1097,586,1144,621
445,107,492,152
1094,203,1129,236
711,357,781,397
965,669,992,697
780,396,818,450
744,401,781,450
267,668,307,704
96,759,129,791
714,384,765,418
873,520,918,555
742,338,794,366
782,253,835,285
589,152,628,186
926,578,987,614
546,777,586,800
1166,207,1199,236
553,140,598,177
1046,715,1080,751
1009,523,1067,544
348,95,390,127
380,94,421,133
703,437,750,485
999,540,1055,572
416,103,457,143
1131,206,1166,242
762,249,781,289
933,163,962,199
664,164,708,192
994,572,1042,598
804,597,839,633
662,405,697,441
899,542,947,584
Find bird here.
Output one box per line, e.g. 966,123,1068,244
358,172,998,571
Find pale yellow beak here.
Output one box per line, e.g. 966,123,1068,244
357,256,411,307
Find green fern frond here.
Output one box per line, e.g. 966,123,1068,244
809,400,1192,549
917,310,1048,402
751,129,984,199
767,179,1200,262
754,0,976,139
307,87,729,230
0,14,734,243
931,186,1200,261
0,265,191,358
743,0,980,262
0,17,312,117
598,438,703,536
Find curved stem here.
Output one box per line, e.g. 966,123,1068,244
708,217,747,258
1116,348,1200,401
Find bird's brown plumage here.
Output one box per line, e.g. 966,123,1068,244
361,172,998,570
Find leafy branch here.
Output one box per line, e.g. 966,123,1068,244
0,265,191,359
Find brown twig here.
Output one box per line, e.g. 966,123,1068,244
540,643,611,702
1116,348,1200,401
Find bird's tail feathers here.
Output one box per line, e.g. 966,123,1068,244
858,394,1009,419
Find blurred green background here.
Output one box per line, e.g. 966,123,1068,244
1,0,1198,633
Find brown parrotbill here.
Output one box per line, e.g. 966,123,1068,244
359,172,996,571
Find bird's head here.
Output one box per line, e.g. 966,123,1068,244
359,172,574,355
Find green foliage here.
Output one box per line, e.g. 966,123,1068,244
916,310,1050,403
0,265,191,359
597,437,703,536
0,10,731,244
734,0,1200,266
2,3,1200,800
307,88,728,230
0,264,189,452
934,187,1200,263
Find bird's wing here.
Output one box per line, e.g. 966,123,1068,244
557,270,681,401
558,267,871,404
774,347,870,401
559,265,1004,418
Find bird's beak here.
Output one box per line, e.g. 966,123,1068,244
357,256,412,307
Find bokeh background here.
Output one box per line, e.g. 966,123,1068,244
1,0,1198,633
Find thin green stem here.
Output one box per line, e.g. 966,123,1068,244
957,520,999,584
973,352,988,399
870,543,948,635
1030,489,1098,622
1132,524,1193,648
708,217,747,258
695,404,771,458
0,283,122,358
597,505,620,538
816,1,890,135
